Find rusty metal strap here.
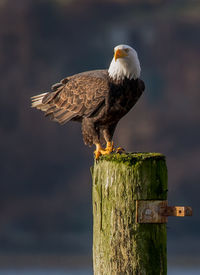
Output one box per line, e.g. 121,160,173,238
136,200,192,224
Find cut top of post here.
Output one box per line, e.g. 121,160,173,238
96,152,165,165
93,152,168,201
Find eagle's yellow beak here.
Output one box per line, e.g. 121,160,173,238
114,49,128,61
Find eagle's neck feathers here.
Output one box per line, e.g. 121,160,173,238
108,49,141,82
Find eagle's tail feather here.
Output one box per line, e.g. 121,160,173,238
31,92,48,110
31,90,76,124
52,109,76,125
59,112,76,125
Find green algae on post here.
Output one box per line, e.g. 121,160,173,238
97,152,165,164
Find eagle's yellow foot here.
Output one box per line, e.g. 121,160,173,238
99,141,114,155
115,146,125,153
94,142,114,159
94,143,105,159
105,141,114,153
94,149,101,160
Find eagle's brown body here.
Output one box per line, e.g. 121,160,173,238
32,69,145,147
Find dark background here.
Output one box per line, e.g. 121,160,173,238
0,0,199,269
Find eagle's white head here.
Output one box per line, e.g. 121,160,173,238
108,44,141,82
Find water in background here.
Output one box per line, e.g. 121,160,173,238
168,268,200,275
0,268,200,275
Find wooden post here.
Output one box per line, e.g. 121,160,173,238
92,153,168,275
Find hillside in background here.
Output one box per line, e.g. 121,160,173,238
0,0,199,266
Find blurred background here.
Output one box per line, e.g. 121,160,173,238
0,0,200,274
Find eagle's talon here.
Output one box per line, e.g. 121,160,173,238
94,150,101,160
94,143,103,159
100,148,112,155
104,141,114,153
94,141,115,159
116,147,125,153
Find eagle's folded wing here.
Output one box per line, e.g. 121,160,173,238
31,70,109,125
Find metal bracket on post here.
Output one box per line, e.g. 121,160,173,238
136,200,192,224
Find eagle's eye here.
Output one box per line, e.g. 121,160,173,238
124,48,129,53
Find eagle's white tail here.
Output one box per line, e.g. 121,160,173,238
31,92,48,111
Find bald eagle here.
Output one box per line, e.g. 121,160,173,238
31,45,145,159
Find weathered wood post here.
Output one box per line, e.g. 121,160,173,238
92,153,168,275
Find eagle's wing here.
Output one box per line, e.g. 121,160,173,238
32,70,109,125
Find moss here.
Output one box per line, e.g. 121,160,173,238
96,152,165,166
